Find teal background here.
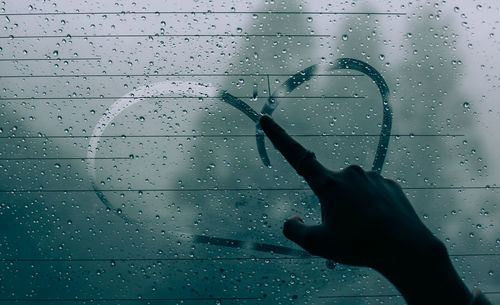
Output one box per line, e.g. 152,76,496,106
0,0,499,304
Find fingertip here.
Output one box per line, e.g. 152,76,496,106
260,113,271,121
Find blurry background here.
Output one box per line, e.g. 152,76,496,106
0,0,499,304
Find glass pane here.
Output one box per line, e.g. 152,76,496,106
0,1,498,304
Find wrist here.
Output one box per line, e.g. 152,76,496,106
376,239,472,305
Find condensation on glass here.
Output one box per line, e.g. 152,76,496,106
0,0,499,304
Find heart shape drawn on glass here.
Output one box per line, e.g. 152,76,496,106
87,57,392,260
221,57,392,173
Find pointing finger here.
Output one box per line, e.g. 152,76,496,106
259,114,330,190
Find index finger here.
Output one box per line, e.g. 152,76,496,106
259,114,329,188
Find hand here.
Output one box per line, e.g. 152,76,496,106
259,114,473,305
259,114,439,269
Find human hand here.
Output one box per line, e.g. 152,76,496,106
259,114,477,305
259,114,442,271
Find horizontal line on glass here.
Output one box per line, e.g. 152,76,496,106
318,294,401,299
0,11,407,16
0,157,129,160
0,96,363,100
0,73,362,78
319,292,500,299
0,34,331,39
0,186,497,193
0,134,465,139
0,294,499,303
0,58,101,61
0,297,260,302
2,257,315,262
2,253,498,262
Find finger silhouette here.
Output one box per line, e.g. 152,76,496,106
283,216,327,256
259,115,330,190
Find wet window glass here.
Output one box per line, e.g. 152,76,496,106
0,0,499,304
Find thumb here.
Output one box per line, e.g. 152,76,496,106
283,216,326,256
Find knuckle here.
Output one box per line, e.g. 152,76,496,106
345,164,365,174
367,170,380,178
384,178,403,190
342,165,367,179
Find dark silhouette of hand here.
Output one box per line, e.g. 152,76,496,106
259,114,439,269
259,114,475,305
